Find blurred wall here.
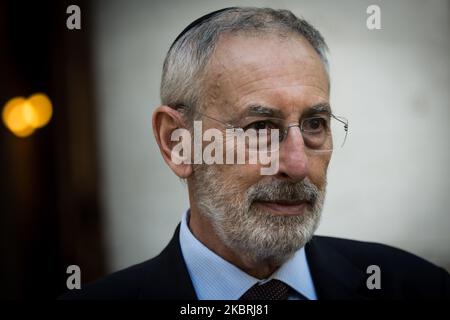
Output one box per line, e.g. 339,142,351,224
93,0,450,272
0,0,105,299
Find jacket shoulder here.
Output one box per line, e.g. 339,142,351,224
60,254,164,300
60,225,196,300
313,235,439,267
312,235,450,298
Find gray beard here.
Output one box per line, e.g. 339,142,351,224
193,165,326,265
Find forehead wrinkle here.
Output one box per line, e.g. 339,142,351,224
234,82,329,113
212,36,326,76
202,35,329,117
207,34,325,86
235,69,317,93
207,70,329,117
210,57,329,105
215,55,325,90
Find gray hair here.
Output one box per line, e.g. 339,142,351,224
160,7,329,121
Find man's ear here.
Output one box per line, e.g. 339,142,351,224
152,105,193,178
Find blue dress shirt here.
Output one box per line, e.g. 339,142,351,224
179,210,318,300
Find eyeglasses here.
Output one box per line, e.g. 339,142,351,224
176,106,349,153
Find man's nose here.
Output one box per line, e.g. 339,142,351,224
276,125,308,181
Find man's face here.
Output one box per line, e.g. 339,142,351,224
191,33,331,264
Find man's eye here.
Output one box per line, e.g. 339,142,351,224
245,121,275,131
304,118,327,132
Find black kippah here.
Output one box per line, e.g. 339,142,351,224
169,7,238,50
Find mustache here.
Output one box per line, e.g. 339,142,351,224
247,179,320,204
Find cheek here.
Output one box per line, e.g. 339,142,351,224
220,163,264,190
307,154,330,189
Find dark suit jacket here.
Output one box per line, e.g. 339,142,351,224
61,225,450,300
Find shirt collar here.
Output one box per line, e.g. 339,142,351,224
179,210,317,300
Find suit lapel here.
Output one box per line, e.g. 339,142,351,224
305,236,370,300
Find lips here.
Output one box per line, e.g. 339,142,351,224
254,200,309,216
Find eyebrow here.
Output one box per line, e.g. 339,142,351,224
243,104,284,118
239,102,332,119
302,103,332,117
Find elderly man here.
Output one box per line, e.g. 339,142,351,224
63,7,449,300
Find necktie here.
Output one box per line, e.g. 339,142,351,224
239,279,290,300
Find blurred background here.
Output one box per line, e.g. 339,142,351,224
0,0,449,299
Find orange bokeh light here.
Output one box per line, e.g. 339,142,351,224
2,93,53,137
